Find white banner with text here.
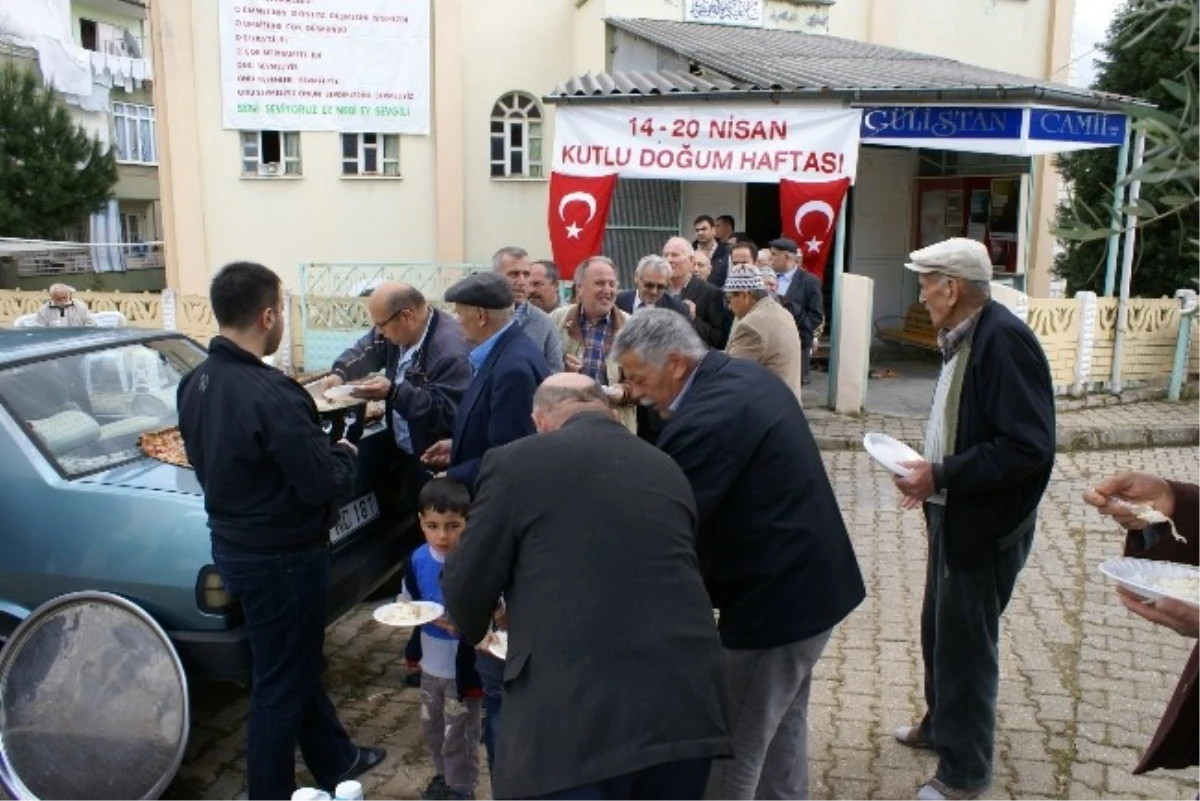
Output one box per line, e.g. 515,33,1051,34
552,105,862,182
219,0,430,134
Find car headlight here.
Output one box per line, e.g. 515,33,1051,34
196,565,235,614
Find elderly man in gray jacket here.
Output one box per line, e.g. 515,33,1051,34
493,246,563,372
35,284,95,327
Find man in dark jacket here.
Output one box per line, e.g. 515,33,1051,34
178,262,383,800
692,214,731,289
891,238,1055,801
323,282,471,462
769,238,824,384
663,236,729,349
443,374,732,800
614,309,865,800
615,254,690,318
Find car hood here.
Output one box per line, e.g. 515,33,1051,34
79,458,204,496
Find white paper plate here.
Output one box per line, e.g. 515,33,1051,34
1099,558,1200,608
863,432,922,477
372,600,444,627
486,630,508,661
323,385,357,401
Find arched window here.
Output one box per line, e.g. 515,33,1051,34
490,91,543,179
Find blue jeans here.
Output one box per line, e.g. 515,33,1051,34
919,505,1034,792
213,539,358,800
475,651,504,772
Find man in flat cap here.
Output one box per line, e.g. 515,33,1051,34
768,238,823,384
723,267,804,402
420,272,550,492
419,271,551,780
889,238,1055,801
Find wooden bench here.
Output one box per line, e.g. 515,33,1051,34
875,303,940,351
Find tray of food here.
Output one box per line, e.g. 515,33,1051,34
139,426,191,469
1099,557,1199,608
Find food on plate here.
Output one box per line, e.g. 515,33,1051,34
139,427,190,468
1146,575,1198,600
376,601,424,626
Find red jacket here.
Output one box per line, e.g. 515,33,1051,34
1126,481,1198,774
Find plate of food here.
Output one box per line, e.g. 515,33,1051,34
373,600,444,627
139,427,191,469
485,630,508,661
323,385,358,401
863,433,922,477
1099,557,1199,608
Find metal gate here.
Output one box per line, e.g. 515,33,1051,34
603,179,682,286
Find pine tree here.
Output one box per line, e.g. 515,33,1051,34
0,65,117,239
1053,1,1198,298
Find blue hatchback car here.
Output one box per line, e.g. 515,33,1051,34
0,328,416,681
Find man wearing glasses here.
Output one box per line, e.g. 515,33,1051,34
615,255,690,317
323,282,471,463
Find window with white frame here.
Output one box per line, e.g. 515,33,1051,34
112,103,156,164
240,131,302,176
490,91,543,179
341,133,400,176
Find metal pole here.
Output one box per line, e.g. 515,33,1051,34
1103,124,1131,297
1168,290,1197,401
1111,129,1146,394
826,193,850,409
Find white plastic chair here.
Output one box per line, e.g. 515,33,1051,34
13,313,39,328
92,311,127,328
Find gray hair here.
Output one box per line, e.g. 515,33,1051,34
929,273,992,302
635,255,670,280
663,236,694,257
484,307,513,325
612,307,708,369
575,255,617,287
748,288,769,301
492,246,528,271
532,378,607,413
48,283,74,295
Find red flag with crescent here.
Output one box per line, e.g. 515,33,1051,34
548,171,618,281
779,177,851,283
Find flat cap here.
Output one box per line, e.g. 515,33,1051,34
444,272,514,309
905,238,993,282
723,267,766,293
768,237,798,254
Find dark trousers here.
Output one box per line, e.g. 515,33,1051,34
918,504,1033,792
476,651,505,771
801,339,813,382
528,758,713,800
213,539,357,800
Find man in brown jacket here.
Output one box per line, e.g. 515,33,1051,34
1084,472,1197,775
723,266,804,403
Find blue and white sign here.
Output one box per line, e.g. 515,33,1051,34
856,105,1128,156
1029,109,1127,146
861,106,1024,141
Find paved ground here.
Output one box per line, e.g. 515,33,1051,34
165,446,1200,801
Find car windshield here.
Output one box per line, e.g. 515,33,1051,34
0,337,207,477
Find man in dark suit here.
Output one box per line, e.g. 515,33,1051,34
323,282,471,462
419,272,550,491
663,236,729,349
891,239,1055,801
615,255,690,317
443,373,732,800
769,238,824,384
613,309,865,801
692,214,731,289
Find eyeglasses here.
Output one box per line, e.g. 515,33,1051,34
640,282,668,291
373,308,407,328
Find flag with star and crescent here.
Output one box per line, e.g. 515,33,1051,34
547,171,618,281
779,177,851,283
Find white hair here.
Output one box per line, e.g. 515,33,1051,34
635,255,670,280
663,236,694,257
612,307,707,369
48,283,74,295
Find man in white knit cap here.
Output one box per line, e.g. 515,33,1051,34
722,267,803,401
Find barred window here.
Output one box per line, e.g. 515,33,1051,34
490,91,543,179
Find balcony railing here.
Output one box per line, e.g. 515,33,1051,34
6,241,165,276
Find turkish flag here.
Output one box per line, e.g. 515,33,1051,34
779,177,851,282
548,171,618,281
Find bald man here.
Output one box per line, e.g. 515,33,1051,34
325,282,471,461
663,236,729,349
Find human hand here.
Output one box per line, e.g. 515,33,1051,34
564,354,583,373
1117,587,1199,638
319,374,344,391
602,385,625,404
364,401,385,424
350,375,392,401
421,439,451,468
683,299,697,319
492,603,508,631
893,460,935,509
1083,472,1175,530
428,616,459,636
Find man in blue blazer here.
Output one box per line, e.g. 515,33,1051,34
420,272,550,491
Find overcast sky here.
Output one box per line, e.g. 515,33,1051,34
1069,0,1125,87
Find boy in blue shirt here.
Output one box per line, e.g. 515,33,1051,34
400,478,482,801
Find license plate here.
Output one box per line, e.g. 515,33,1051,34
331,492,380,545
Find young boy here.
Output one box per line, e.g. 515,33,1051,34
401,478,482,801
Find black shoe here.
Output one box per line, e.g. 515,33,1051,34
421,774,448,800
340,745,387,784
405,672,422,688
